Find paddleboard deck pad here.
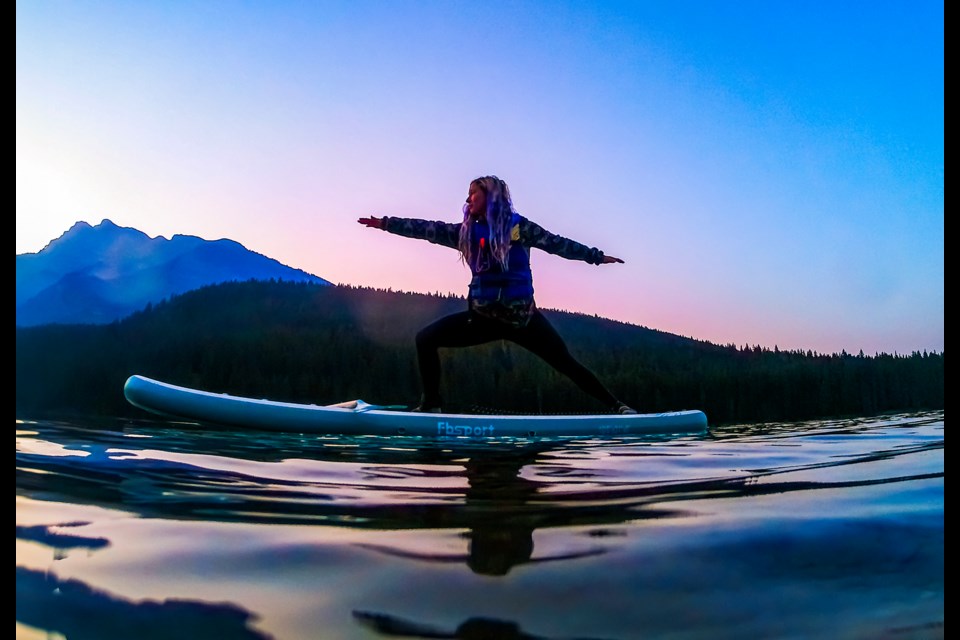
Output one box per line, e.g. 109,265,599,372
124,375,708,438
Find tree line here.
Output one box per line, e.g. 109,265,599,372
15,280,944,425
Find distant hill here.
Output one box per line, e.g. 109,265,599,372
16,219,330,326
14,280,945,424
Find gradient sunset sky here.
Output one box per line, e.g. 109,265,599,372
16,1,943,356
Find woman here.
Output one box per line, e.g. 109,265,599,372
358,175,636,414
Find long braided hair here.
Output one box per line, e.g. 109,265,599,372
458,176,516,270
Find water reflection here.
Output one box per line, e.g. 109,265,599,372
16,566,272,640
16,522,110,553
354,609,614,639
15,413,944,640
17,417,944,579
17,424,701,577
16,518,272,639
358,445,613,575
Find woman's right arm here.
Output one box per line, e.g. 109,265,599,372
357,216,385,229
357,216,460,249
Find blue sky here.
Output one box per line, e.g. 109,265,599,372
16,0,943,355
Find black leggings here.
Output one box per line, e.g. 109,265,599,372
415,309,620,408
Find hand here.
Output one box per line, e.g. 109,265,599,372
357,216,384,229
601,255,624,264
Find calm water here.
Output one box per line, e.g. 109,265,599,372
16,411,943,640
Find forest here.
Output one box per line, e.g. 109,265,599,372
16,280,944,425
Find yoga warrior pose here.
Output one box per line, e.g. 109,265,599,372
358,175,636,414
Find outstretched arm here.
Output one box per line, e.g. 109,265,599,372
358,216,460,249
357,216,384,229
519,219,625,265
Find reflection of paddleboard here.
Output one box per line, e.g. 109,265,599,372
124,375,708,438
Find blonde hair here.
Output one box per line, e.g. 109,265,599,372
459,175,516,269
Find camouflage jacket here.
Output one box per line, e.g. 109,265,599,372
380,215,607,327
380,216,607,265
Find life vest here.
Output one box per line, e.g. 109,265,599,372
467,214,534,304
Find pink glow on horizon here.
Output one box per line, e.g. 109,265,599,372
16,1,943,357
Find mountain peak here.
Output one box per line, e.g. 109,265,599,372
64,218,122,235
17,220,331,326
39,218,150,257
67,220,93,232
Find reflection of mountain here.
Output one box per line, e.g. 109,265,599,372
16,219,329,326
354,610,615,640
16,566,273,640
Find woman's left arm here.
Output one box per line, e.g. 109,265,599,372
519,219,624,264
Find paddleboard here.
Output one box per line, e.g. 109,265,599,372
123,375,708,438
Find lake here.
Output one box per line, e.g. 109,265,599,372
16,411,943,640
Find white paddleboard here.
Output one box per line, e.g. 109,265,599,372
124,375,708,438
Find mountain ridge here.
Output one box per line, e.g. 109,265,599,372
16,219,330,326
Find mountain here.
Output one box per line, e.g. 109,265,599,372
16,219,330,326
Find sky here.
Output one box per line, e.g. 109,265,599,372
16,0,943,356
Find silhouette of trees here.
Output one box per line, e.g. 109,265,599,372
15,281,944,425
